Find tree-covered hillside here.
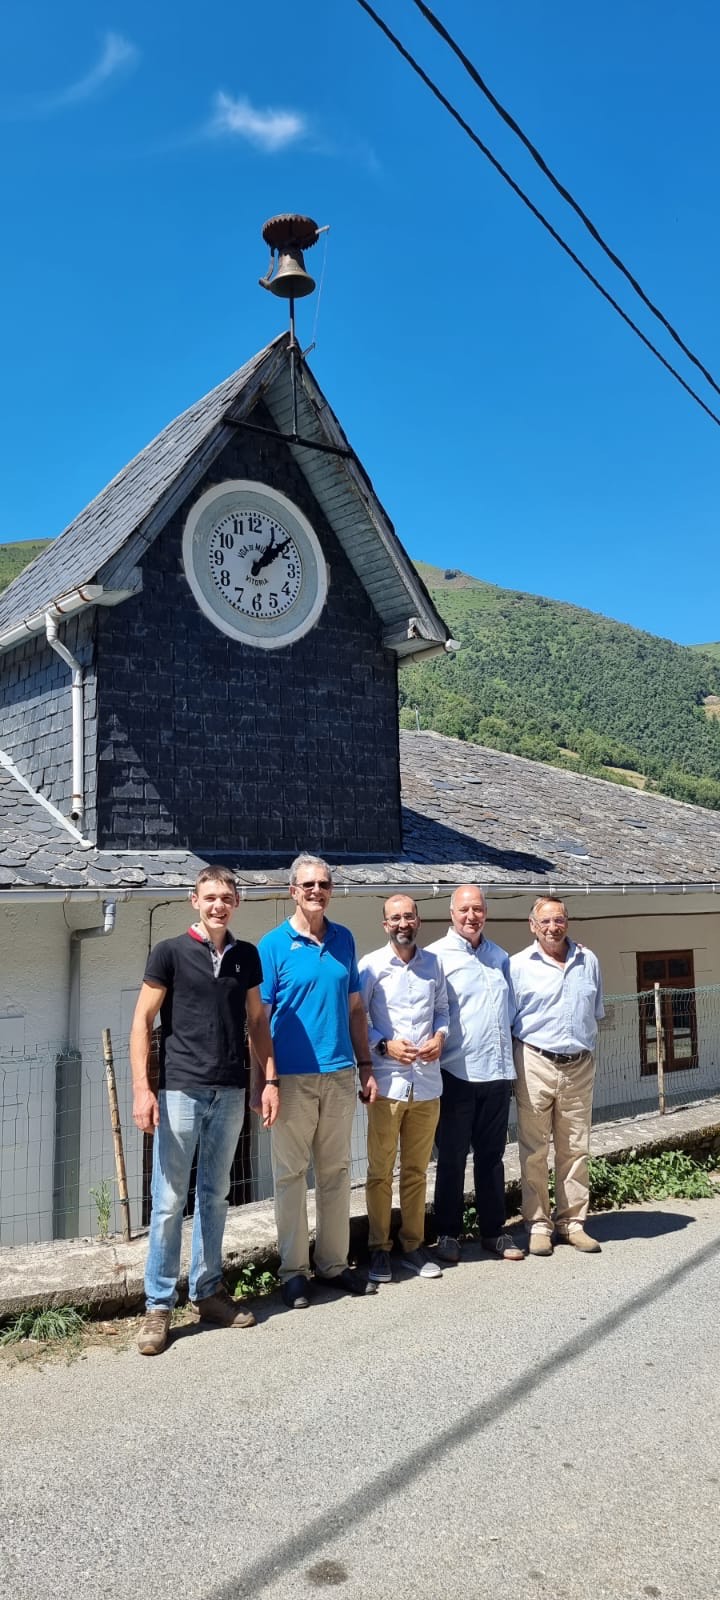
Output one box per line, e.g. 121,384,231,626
401,565,720,810
2,541,719,810
0,540,50,592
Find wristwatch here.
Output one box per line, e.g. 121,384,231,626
377,1039,388,1057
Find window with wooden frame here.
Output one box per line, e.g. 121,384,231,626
636,951,698,1074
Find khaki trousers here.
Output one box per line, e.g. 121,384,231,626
366,1094,440,1254
271,1069,356,1282
513,1041,595,1236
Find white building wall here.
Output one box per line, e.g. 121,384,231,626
1,888,719,1244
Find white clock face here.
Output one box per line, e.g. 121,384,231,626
207,512,303,620
182,481,327,649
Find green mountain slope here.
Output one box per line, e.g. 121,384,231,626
0,540,51,592
401,564,720,811
2,541,719,810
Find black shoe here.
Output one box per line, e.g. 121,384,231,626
281,1274,311,1309
314,1266,377,1296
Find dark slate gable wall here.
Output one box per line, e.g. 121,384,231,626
95,415,401,854
0,611,98,835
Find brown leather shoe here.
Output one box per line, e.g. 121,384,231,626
137,1309,171,1355
557,1228,601,1253
528,1232,554,1257
191,1286,257,1328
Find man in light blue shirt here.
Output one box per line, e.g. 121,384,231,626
359,895,449,1283
511,895,604,1256
426,885,524,1264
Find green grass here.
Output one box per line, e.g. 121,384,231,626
0,1305,88,1345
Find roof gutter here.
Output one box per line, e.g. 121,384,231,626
0,881,718,906
0,583,134,657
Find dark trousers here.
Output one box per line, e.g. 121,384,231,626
434,1073,513,1238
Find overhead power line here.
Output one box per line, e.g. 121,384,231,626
410,0,720,403
354,0,720,429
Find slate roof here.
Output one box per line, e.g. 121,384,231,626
0,338,447,654
3,732,720,895
0,341,285,632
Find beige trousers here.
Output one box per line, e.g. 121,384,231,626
513,1041,595,1236
271,1068,356,1282
366,1093,440,1254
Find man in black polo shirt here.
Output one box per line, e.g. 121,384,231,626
130,867,277,1355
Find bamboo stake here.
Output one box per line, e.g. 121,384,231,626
653,982,666,1116
102,1027,132,1240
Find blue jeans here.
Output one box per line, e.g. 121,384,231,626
145,1087,245,1310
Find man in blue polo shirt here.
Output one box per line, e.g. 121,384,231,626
257,853,378,1309
130,866,277,1354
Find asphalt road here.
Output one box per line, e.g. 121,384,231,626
1,1199,719,1600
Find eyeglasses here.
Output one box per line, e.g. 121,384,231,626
295,879,332,891
385,915,418,926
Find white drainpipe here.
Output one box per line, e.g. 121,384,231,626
45,612,85,823
67,899,118,1048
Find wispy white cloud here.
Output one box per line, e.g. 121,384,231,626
49,31,138,109
2,31,138,120
208,91,307,153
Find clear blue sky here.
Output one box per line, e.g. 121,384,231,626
2,1,719,644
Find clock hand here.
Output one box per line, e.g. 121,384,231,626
250,534,293,576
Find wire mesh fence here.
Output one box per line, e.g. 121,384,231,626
1,986,719,1248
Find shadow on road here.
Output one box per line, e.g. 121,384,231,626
205,1227,719,1600
589,1208,695,1242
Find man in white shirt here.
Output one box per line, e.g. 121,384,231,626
359,895,449,1282
427,885,524,1265
511,895,604,1256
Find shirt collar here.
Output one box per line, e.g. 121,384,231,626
188,925,235,950
531,937,578,965
286,916,335,945
384,940,419,965
444,927,486,955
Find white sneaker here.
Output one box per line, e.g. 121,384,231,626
399,1246,443,1279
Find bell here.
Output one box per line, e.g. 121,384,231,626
259,213,320,299
262,246,316,300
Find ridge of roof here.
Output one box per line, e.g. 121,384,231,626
0,337,288,632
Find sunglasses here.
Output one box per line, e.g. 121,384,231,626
296,879,332,891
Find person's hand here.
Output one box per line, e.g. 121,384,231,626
133,1088,160,1134
359,1066,379,1104
261,1081,280,1129
415,1032,444,1063
386,1037,417,1065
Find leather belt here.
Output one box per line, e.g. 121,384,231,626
532,1047,586,1065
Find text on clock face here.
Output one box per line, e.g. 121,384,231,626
207,514,303,618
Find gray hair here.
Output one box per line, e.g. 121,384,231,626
449,884,487,912
289,852,333,888
530,894,567,919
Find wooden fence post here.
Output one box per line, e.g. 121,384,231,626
102,1028,132,1240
